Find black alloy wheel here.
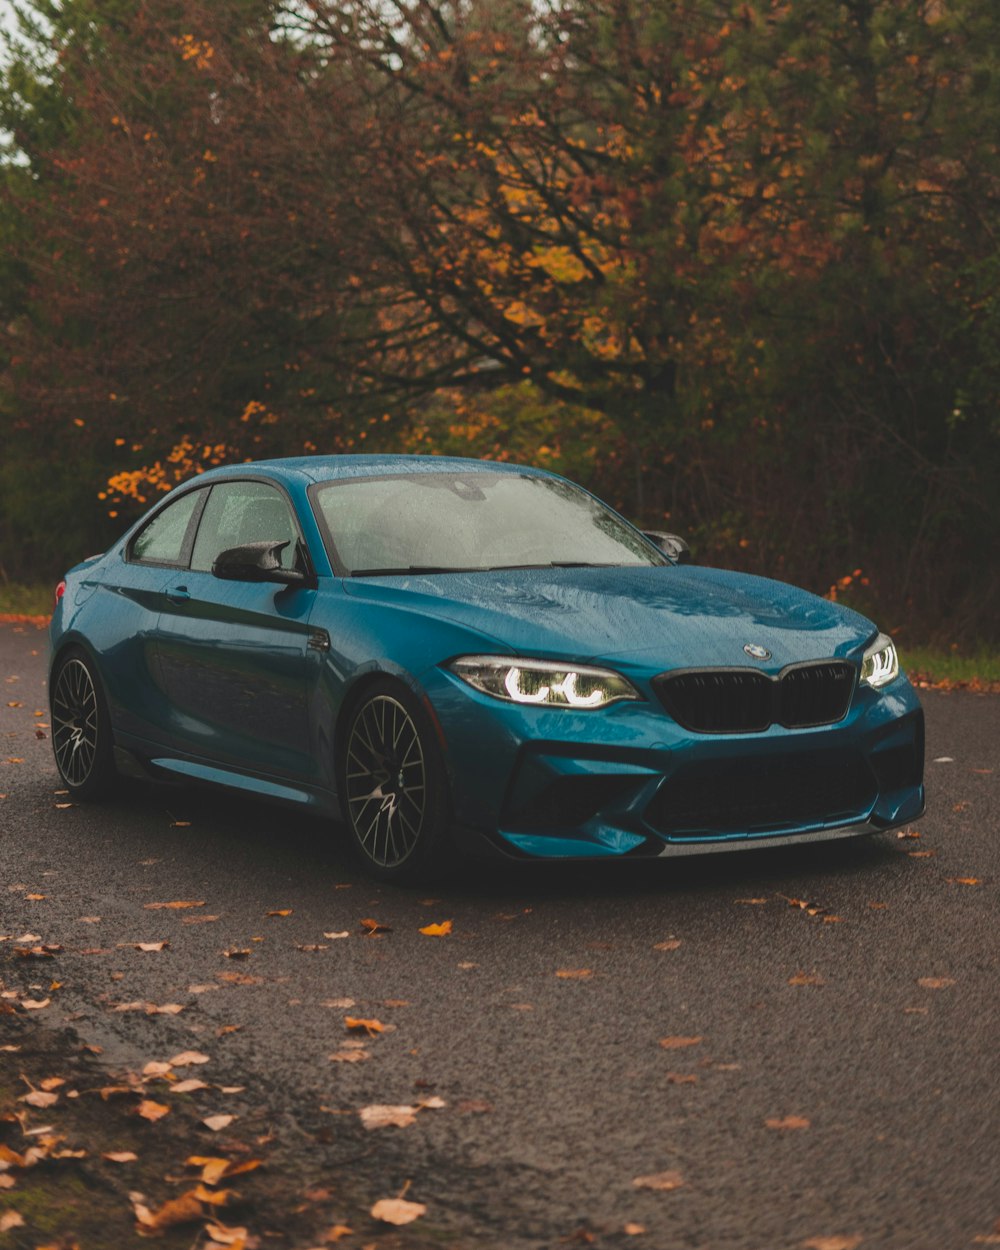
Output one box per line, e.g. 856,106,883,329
340,680,451,882
50,649,117,799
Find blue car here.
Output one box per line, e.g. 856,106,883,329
49,455,924,881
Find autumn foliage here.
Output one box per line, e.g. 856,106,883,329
1,0,999,638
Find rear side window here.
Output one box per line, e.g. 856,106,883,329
129,488,205,566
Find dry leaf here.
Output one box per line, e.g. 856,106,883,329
20,1089,59,1108
344,1016,385,1035
555,968,593,979
203,1114,236,1132
182,914,220,924
133,941,169,952
665,1072,698,1085
370,1197,426,1225
142,1061,173,1077
323,931,350,940
624,1224,647,1236
21,998,51,1010
323,1225,353,1243
908,850,935,858
946,877,982,886
0,1212,25,1232
133,1190,203,1232
266,909,292,917
633,1170,685,1191
360,917,391,934
788,971,825,986
917,977,955,989
144,901,205,910
654,940,682,951
170,1050,211,1066
137,1099,171,1121
419,920,453,936
359,1104,418,1130
766,1115,811,1130
802,1238,863,1250
173,1078,210,1093
103,1150,138,1163
223,948,251,959
296,944,329,952
204,1219,249,1246
329,1049,369,1063
659,1036,703,1049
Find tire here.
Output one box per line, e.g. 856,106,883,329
338,678,452,883
50,647,118,800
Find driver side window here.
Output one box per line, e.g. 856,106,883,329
190,480,300,573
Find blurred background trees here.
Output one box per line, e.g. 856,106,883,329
2,0,998,640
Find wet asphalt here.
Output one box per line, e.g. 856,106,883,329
1,620,998,1250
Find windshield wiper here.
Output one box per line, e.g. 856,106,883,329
349,565,483,577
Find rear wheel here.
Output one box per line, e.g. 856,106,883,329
50,648,118,800
338,679,452,883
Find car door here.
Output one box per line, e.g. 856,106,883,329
151,478,320,781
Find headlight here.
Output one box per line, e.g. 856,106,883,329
448,656,641,709
860,633,899,689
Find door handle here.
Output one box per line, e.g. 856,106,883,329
166,585,191,604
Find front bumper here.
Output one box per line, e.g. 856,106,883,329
424,666,925,860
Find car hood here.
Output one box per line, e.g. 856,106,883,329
341,565,876,672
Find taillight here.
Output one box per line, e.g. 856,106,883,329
54,580,66,608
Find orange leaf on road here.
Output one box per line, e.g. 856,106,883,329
419,920,453,936
659,1036,702,1049
371,1197,426,1225
633,1170,685,1191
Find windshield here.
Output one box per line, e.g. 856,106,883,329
311,471,665,575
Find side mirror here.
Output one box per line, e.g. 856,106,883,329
212,540,312,586
642,531,692,564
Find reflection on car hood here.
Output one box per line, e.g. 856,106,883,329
341,565,876,671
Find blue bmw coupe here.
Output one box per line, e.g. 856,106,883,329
49,455,924,880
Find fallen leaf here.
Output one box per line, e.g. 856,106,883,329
788,971,825,986
802,1238,863,1250
370,1197,426,1225
147,1002,185,1015
223,948,251,959
182,914,220,924
142,1060,173,1077
0,1212,25,1231
203,1114,236,1132
917,977,955,989
555,968,593,979
632,1170,685,1191
909,850,936,858
204,1219,249,1246
329,1049,369,1063
766,1115,811,1130
296,944,329,952
103,1150,138,1163
344,1016,385,1035
654,940,682,951
266,909,292,917
359,1104,418,1130
323,931,350,940
323,1225,353,1243
946,877,982,886
173,1078,210,1093
624,1223,647,1236
137,1099,171,1121
360,917,391,935
144,901,205,910
896,829,921,840
20,1089,59,1108
170,1050,211,1066
133,941,169,952
659,1036,703,1049
21,998,51,1011
665,1072,698,1085
132,1190,203,1232
419,920,453,936
458,1099,493,1113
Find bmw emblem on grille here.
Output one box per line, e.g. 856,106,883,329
743,643,771,660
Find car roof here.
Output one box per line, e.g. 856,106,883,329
209,454,548,486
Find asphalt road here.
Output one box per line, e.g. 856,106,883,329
2,620,998,1250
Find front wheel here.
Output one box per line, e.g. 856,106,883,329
338,679,452,883
50,647,118,800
